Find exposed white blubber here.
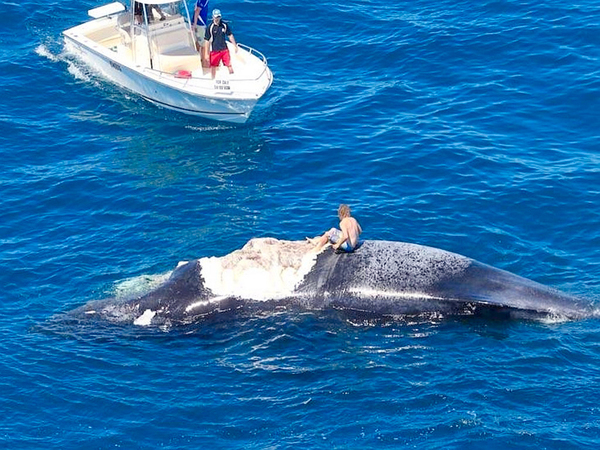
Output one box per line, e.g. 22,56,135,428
200,238,319,301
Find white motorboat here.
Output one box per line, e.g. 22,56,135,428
63,1,273,123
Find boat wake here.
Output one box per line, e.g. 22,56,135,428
35,44,60,63
36,42,96,84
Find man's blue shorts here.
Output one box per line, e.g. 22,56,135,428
328,228,359,252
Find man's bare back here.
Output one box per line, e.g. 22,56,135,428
309,204,362,253
338,216,362,250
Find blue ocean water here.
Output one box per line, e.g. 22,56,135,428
2,0,600,447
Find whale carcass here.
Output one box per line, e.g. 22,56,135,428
71,238,591,325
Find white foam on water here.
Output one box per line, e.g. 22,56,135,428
200,238,319,301
35,44,60,62
536,313,571,324
36,42,91,83
60,41,96,83
185,124,234,132
66,61,91,82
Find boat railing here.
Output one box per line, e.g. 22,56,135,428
237,43,268,67
228,43,272,84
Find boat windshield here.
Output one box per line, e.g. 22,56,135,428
131,0,192,31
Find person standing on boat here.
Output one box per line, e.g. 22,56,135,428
192,0,209,54
204,9,237,78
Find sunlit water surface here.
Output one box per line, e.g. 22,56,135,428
1,0,600,447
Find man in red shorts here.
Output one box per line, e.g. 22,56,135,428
203,9,237,78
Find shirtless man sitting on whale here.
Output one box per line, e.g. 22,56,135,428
308,204,362,252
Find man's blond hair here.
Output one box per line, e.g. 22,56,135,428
338,204,351,218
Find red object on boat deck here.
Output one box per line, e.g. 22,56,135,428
175,70,192,79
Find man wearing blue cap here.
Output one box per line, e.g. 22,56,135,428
203,8,237,78
192,0,209,53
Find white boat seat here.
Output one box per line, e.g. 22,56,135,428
149,22,200,72
154,48,201,73
151,28,193,54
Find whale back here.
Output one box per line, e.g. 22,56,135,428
295,240,589,318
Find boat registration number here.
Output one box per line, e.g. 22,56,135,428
214,80,230,91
